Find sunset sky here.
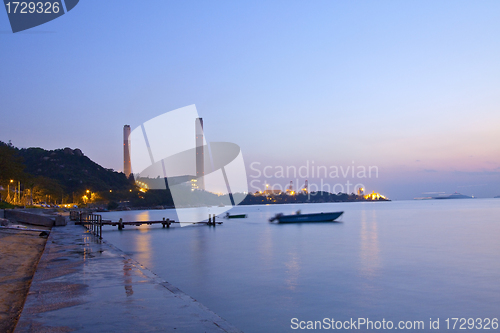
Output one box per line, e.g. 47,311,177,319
1,1,499,199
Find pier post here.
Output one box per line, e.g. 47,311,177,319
118,218,123,230
213,214,216,227
167,218,170,228
99,215,102,240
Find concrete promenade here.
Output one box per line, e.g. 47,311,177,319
16,223,242,332
0,227,48,333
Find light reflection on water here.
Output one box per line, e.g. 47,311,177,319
359,209,380,280
101,199,500,332
135,229,152,269
284,247,300,292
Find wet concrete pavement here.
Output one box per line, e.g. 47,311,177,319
15,223,242,332
0,228,48,333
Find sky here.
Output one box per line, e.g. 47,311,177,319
1,0,499,199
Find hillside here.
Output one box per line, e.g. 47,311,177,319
17,147,131,194
0,141,133,205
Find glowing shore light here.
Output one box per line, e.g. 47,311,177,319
363,191,388,201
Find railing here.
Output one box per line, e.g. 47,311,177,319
79,212,103,240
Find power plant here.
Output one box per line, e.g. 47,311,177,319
123,125,131,178
124,118,205,187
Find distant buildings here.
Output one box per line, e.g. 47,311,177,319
263,189,282,195
364,191,387,200
357,187,365,196
302,180,308,193
253,182,388,200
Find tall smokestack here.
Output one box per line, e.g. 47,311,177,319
195,118,205,190
123,125,131,178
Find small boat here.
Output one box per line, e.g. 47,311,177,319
269,211,343,223
224,213,248,219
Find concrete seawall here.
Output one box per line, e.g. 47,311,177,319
15,223,242,332
3,209,67,227
4,210,55,227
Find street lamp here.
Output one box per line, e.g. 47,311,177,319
6,180,13,203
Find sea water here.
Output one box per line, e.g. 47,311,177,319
101,199,500,332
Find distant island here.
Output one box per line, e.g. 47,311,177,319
433,192,473,199
0,141,390,210
239,191,389,205
414,192,473,200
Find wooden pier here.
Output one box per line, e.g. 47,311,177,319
70,211,222,239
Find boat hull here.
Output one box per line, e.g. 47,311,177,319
226,214,248,219
276,211,343,223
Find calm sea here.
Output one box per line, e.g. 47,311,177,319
101,199,500,332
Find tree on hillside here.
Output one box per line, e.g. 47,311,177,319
0,141,26,185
